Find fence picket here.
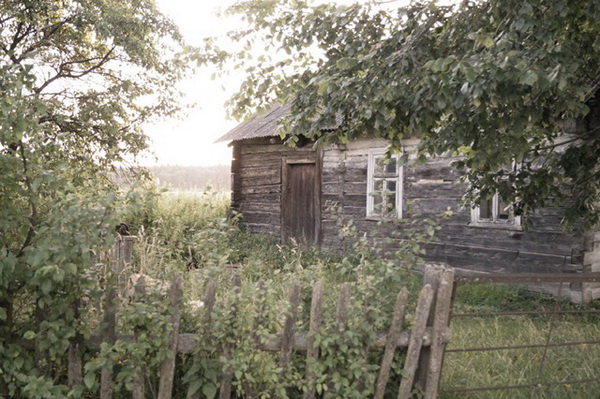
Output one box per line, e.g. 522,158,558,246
189,279,218,399
68,301,83,389
219,275,242,399
252,279,267,345
100,282,116,399
279,282,301,370
424,269,455,399
397,284,434,399
133,276,147,399
304,280,324,399
325,284,351,392
158,275,183,399
374,288,409,399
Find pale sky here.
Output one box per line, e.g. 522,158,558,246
143,0,376,167
141,0,241,167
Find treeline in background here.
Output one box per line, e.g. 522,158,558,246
148,164,230,192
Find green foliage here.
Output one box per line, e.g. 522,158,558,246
0,0,189,396
200,0,600,229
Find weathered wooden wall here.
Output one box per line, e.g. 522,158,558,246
231,138,317,238
232,136,586,274
319,138,585,274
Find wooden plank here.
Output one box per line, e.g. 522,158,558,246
435,224,581,257
238,193,280,203
335,284,350,326
252,280,267,344
416,267,442,389
67,339,83,389
239,202,281,214
238,165,281,179
133,277,147,399
397,284,434,399
374,288,409,399
279,282,301,370
67,300,83,389
219,276,242,399
189,280,217,399
239,184,281,195
304,281,324,399
157,275,183,399
100,283,116,399
241,212,281,226
239,174,281,188
405,181,463,199
424,269,455,399
325,284,351,393
244,223,280,236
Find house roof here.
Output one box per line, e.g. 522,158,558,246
216,103,343,143
215,103,293,143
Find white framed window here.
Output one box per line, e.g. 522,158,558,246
367,149,403,219
470,162,522,228
470,193,521,228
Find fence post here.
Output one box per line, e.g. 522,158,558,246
279,282,301,370
304,280,324,399
415,264,455,393
68,301,83,389
189,280,218,399
158,275,184,399
219,275,242,399
132,276,147,399
374,288,409,399
423,268,454,399
397,284,434,399
100,234,137,399
113,235,137,280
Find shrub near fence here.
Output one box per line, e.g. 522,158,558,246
2,235,455,398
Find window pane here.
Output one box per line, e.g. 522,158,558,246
386,192,396,214
385,158,397,174
479,198,493,219
372,179,384,215
386,180,397,193
374,156,397,176
497,197,511,220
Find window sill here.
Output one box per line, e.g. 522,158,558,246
366,216,402,222
468,221,522,231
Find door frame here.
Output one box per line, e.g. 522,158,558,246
281,152,321,244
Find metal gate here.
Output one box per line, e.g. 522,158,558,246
439,273,600,398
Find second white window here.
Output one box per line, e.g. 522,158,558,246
367,149,403,219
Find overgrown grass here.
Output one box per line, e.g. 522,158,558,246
441,283,600,398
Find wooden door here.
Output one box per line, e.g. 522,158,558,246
282,162,318,243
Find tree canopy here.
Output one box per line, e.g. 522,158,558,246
0,1,187,394
200,0,600,229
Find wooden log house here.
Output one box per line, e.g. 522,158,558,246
217,98,600,298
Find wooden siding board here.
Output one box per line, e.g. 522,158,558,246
240,202,281,214
405,181,465,199
240,184,281,195
435,224,582,257
242,212,281,226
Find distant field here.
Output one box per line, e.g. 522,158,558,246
149,164,230,192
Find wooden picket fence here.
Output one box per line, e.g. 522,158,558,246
21,236,456,398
